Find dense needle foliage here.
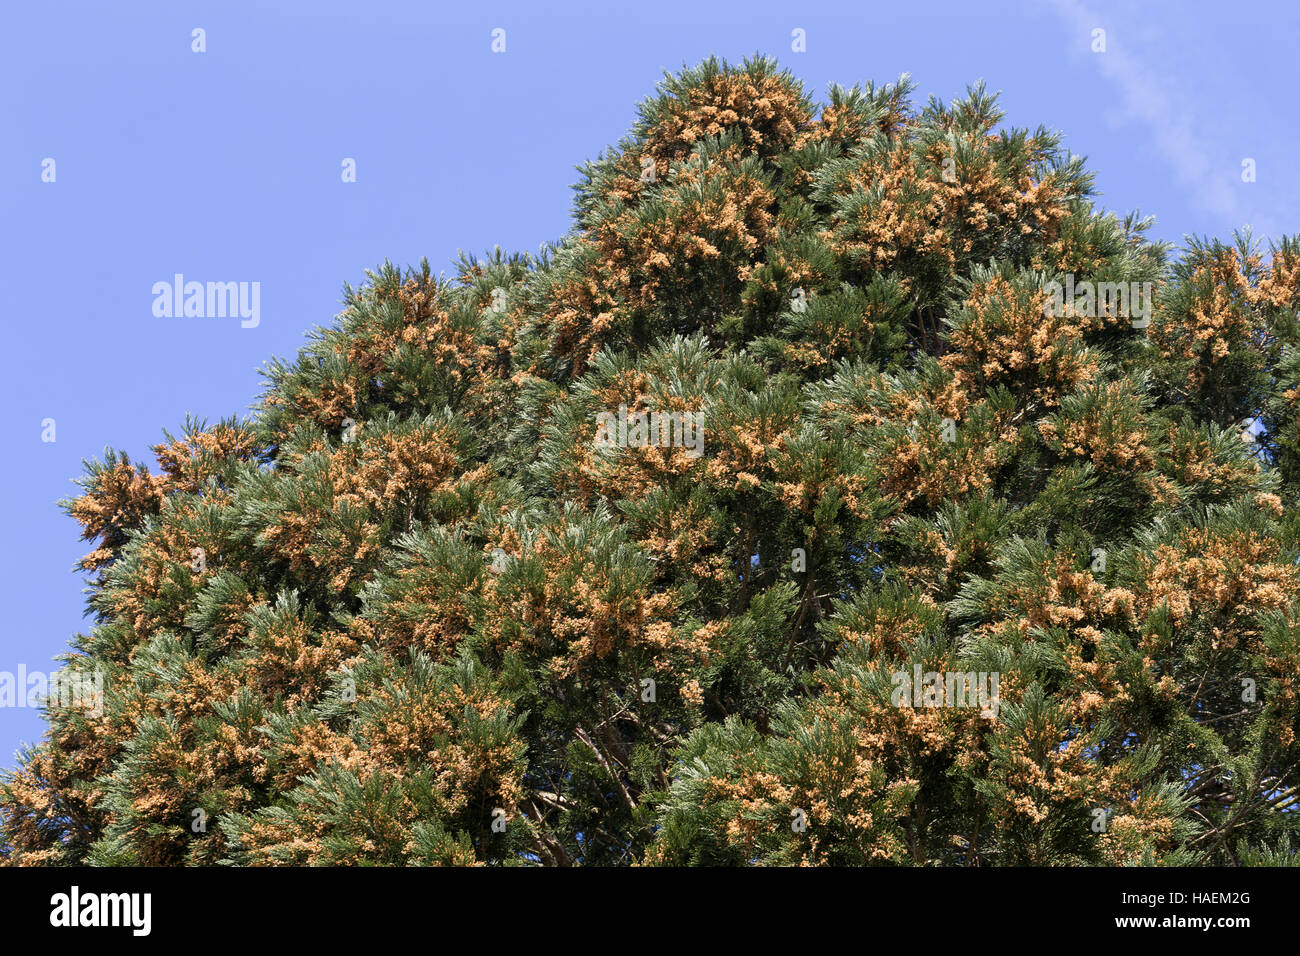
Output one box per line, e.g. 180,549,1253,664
5,57,1300,866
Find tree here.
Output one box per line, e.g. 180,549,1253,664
4,55,1298,867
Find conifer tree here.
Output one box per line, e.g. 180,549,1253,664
3,56,1298,866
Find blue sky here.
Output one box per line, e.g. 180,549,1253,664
1,0,1296,766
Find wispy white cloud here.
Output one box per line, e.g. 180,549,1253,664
1046,0,1275,237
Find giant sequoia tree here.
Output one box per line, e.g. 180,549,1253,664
4,57,1300,866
